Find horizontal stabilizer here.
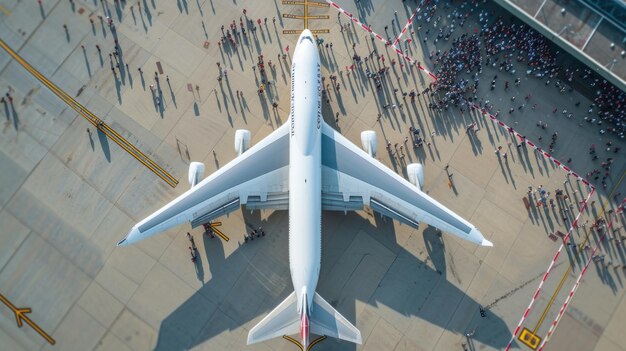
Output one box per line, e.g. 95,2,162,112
247,292,299,344
310,292,362,344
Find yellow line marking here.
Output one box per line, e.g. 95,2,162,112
304,1,330,7
0,39,179,188
282,335,304,351
0,293,55,345
210,222,230,241
0,4,11,16
283,14,329,20
532,171,626,333
307,335,327,350
281,335,326,350
532,264,570,334
282,0,329,7
282,0,329,34
306,15,329,19
304,0,308,29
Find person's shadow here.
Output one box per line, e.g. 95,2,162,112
96,127,111,162
87,129,95,150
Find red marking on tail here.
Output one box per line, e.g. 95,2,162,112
301,312,309,349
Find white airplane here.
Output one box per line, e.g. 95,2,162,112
117,29,492,349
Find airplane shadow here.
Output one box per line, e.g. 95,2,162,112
154,210,510,350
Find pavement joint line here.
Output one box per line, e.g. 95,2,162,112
0,111,55,212
3,199,110,283
74,280,125,329
47,28,91,86
435,244,485,344
538,196,626,351
0,0,62,78
0,225,33,285
0,38,179,188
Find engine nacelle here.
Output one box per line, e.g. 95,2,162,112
235,129,251,155
360,130,377,157
407,163,424,190
188,162,205,188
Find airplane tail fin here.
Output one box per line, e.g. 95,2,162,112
247,292,299,345
310,292,362,344
247,291,362,345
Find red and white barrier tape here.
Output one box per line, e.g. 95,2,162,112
391,5,421,47
503,187,596,351
469,102,595,189
391,46,439,81
326,0,390,46
537,198,626,351
470,96,598,351
324,0,439,81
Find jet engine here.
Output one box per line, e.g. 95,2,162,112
360,130,377,157
188,162,205,188
235,129,251,155
406,163,424,190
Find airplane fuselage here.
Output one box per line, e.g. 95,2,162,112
118,28,487,348
288,30,322,327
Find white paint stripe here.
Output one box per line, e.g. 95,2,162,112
533,0,549,18
582,17,602,51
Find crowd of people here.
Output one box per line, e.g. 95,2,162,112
410,2,626,140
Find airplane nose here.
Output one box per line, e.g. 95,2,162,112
298,29,314,44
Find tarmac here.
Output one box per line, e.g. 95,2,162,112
0,0,624,350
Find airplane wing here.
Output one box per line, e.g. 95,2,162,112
320,122,492,246
118,123,290,246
